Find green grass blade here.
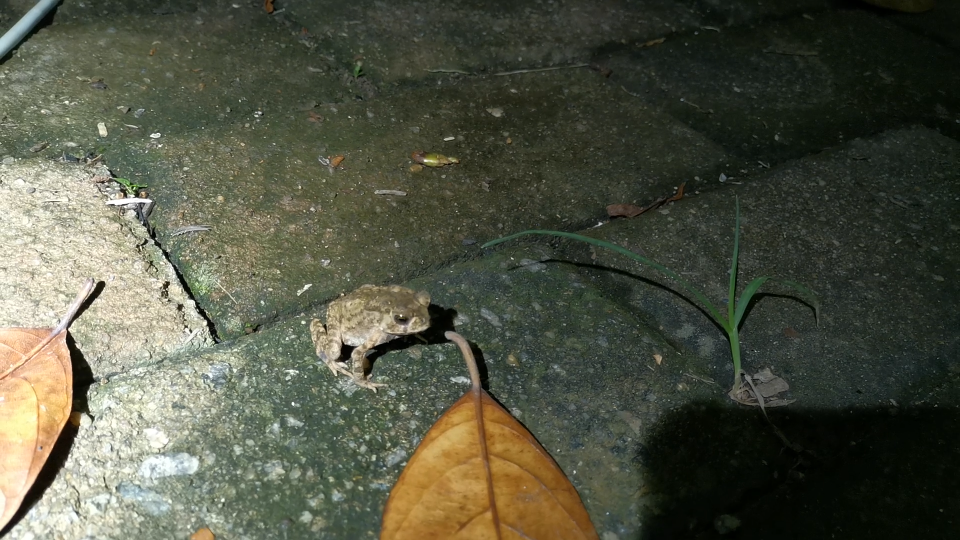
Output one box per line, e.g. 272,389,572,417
728,198,741,324
482,229,729,329
733,276,772,328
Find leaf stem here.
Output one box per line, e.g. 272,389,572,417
52,278,95,336
1,278,95,381
444,330,502,538
446,331,480,391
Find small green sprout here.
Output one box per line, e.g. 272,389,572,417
113,177,148,194
352,60,365,79
482,198,819,401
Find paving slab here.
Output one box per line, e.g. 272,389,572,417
541,125,960,536
568,126,959,410
274,0,837,87
884,0,960,48
0,160,213,378
0,1,958,539
0,1,733,338
2,245,689,539
149,70,727,337
607,7,960,165
3,127,957,539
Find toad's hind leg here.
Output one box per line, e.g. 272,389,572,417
348,331,389,390
310,319,350,376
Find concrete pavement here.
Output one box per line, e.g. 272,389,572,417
0,1,957,538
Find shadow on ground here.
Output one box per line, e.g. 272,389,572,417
639,402,960,539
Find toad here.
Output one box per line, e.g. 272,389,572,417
310,284,431,391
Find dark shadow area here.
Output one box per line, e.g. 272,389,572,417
67,333,95,413
638,401,960,539
70,278,103,330
419,303,459,345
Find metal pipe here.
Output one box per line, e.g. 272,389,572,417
0,0,61,60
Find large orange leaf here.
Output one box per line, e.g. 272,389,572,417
0,279,94,530
381,331,598,539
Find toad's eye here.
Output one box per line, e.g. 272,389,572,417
394,314,409,324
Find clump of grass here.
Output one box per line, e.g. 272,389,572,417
482,198,819,401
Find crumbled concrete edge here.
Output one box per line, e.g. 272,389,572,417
0,158,214,377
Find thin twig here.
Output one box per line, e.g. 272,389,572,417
216,280,238,304
171,225,212,236
181,328,202,345
425,68,472,75
683,372,717,385
493,63,589,76
741,371,805,452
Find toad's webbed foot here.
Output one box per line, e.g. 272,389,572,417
351,376,387,392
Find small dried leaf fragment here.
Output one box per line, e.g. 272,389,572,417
607,182,685,219
381,332,597,539
751,367,790,398
411,150,459,167
606,203,644,218
0,279,94,530
730,367,795,407
640,37,666,48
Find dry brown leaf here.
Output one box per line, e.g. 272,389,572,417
381,331,597,540
0,279,94,530
606,202,645,218
729,368,795,408
190,526,216,540
607,182,685,219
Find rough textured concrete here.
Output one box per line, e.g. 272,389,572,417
0,1,958,539
0,160,214,377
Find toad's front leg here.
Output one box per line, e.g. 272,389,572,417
349,332,388,391
310,319,352,378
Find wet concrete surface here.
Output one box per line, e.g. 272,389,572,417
0,1,958,539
